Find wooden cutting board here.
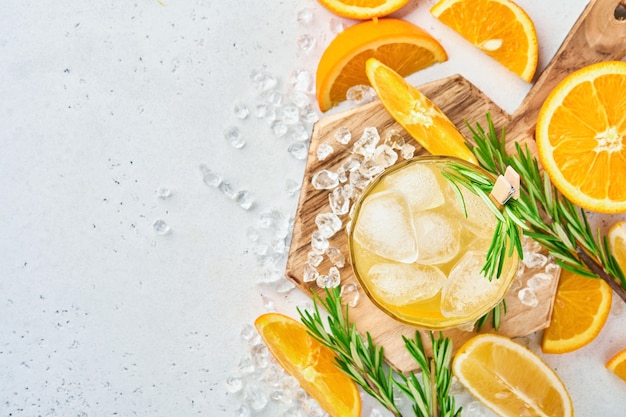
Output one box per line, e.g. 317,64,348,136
285,0,626,373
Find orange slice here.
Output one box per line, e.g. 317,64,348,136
430,0,538,82
609,220,626,270
536,61,626,213
453,333,574,417
317,0,409,19
541,269,612,354
254,313,361,417
365,57,477,164
606,348,626,383
316,18,447,112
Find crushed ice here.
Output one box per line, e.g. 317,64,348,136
514,236,560,307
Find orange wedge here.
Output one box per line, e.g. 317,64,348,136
317,0,409,19
316,18,447,112
430,0,538,82
541,269,612,354
453,333,574,417
254,313,361,417
606,348,626,383
536,61,626,213
365,57,477,164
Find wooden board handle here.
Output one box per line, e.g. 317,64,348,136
509,0,626,144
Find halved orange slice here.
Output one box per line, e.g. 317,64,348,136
606,348,626,383
365,57,477,163
316,18,447,112
317,0,409,20
254,313,361,417
541,269,612,354
536,61,626,213
453,333,574,417
430,0,538,82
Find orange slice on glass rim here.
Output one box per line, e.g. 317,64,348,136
316,18,447,112
254,313,361,417
430,0,538,82
536,61,626,213
365,57,477,164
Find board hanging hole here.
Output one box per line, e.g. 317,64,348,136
615,3,626,21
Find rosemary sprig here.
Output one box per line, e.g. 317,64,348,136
298,288,461,417
441,158,523,331
298,287,400,416
460,114,626,302
396,332,462,417
475,299,506,331
441,162,525,281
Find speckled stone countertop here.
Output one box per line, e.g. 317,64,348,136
2,0,625,415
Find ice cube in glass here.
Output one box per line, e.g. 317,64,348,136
413,212,461,265
367,262,446,306
352,190,418,263
440,251,510,317
381,162,445,211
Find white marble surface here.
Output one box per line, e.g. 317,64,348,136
2,0,626,416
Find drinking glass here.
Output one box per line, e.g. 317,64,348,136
348,155,519,330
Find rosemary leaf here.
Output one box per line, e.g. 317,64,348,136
504,205,528,231
556,259,597,277
554,223,576,251
543,172,557,218
474,315,488,332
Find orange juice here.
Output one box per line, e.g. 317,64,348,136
348,156,519,329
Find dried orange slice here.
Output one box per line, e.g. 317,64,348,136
606,348,626,383
254,313,361,417
453,333,574,417
317,0,409,19
365,57,477,164
541,269,612,354
430,0,538,82
316,18,447,112
536,61,626,213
